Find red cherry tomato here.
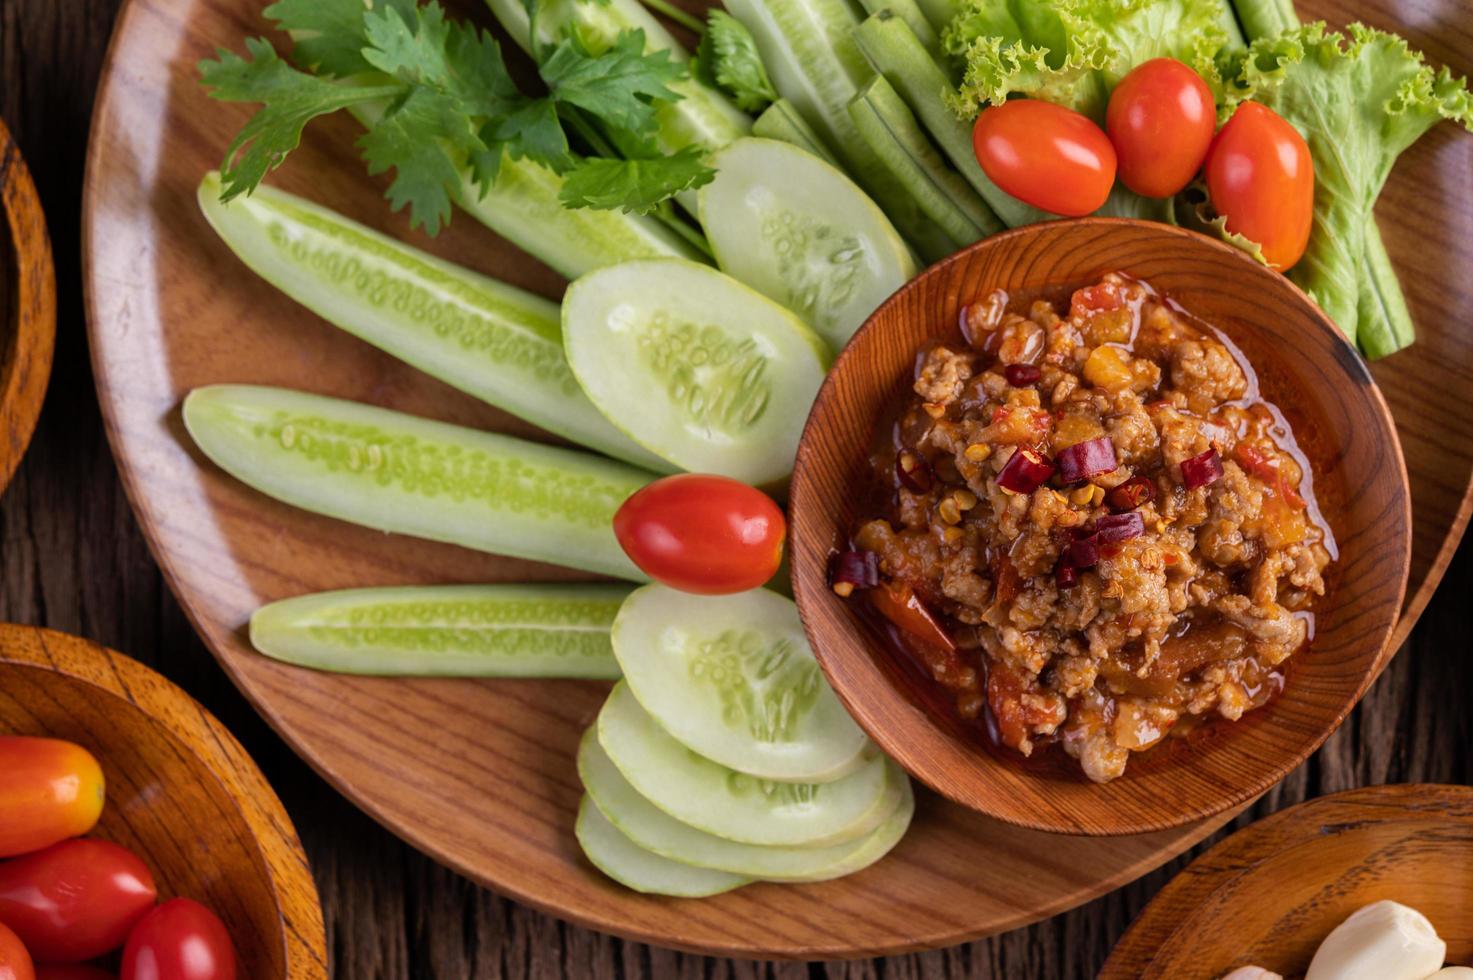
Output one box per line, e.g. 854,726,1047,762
0,839,158,962
0,921,34,980
120,900,235,980
612,474,785,594
972,100,1117,216
0,738,105,859
1106,58,1216,198
1204,101,1315,270
35,967,115,980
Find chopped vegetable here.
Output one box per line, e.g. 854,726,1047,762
250,584,631,678
896,450,934,491
751,97,842,163
829,550,881,593
1004,363,1041,386
972,99,1117,216
1181,446,1225,488
869,581,957,651
1055,435,1118,482
1106,474,1157,510
575,796,751,897
1095,510,1145,542
996,447,1056,494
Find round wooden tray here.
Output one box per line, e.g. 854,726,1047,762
82,0,1473,959
0,624,327,978
1100,784,1473,978
0,113,56,495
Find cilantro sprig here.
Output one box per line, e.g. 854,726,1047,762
199,0,715,233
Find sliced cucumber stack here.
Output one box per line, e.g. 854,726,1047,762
183,385,650,581
196,175,670,472
611,585,869,781
562,259,830,486
250,584,631,678
575,797,752,897
699,138,916,351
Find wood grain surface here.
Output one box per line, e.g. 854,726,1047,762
0,0,1468,976
792,220,1409,836
0,111,55,495
0,624,327,977
1099,784,1473,978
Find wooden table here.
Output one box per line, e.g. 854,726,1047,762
3,1,1469,976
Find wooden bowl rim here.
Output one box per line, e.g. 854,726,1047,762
0,114,57,495
791,216,1412,836
0,623,328,977
1098,782,1473,978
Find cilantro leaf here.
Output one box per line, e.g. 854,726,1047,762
199,38,403,201
361,4,521,119
358,87,482,234
558,146,715,213
264,0,416,77
484,99,574,173
696,11,776,113
540,31,687,135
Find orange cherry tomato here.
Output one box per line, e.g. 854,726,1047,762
0,738,104,858
0,921,34,980
36,968,115,980
613,474,785,594
0,839,158,962
972,99,1117,216
1204,101,1315,270
120,899,235,980
1106,58,1217,198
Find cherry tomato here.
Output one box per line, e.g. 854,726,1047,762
35,967,115,980
1204,101,1315,270
0,921,34,980
1106,58,1216,198
0,839,157,962
0,738,105,858
972,99,1117,216
121,900,234,980
612,474,785,594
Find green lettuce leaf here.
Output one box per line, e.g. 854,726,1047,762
1228,22,1473,350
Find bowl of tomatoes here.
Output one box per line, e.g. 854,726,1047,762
0,625,326,979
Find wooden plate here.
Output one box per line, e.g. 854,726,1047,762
0,113,56,495
0,624,327,977
81,0,1473,958
1100,784,1473,978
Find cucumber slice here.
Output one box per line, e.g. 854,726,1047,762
854,12,1051,229
196,174,670,472
598,682,899,847
795,775,913,881
849,76,1001,245
699,138,916,351
183,385,649,581
579,727,909,880
751,99,841,166
250,584,631,678
562,260,830,485
575,796,751,896
610,585,869,781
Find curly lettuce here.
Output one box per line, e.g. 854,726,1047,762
943,0,1241,121
1227,22,1473,355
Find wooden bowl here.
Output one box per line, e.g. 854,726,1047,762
1100,784,1473,978
0,114,56,494
0,624,327,977
790,218,1412,837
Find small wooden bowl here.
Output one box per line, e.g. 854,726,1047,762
0,114,56,494
0,625,327,977
790,218,1411,836
1100,784,1473,978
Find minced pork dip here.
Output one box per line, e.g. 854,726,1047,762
830,272,1336,782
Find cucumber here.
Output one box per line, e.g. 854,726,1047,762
562,260,830,485
723,0,953,263
196,174,670,472
610,585,869,781
849,76,1000,245
856,0,939,55
698,138,916,351
250,584,631,678
579,727,909,880
751,99,841,165
183,385,649,581
854,12,1051,228
795,775,913,881
598,682,900,847
575,796,751,896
